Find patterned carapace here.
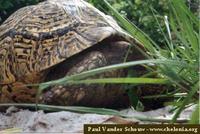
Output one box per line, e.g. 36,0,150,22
0,0,143,105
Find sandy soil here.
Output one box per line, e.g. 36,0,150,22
0,105,195,133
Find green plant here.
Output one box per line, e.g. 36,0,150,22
97,0,199,123
0,103,189,123
189,103,199,124
0,0,198,124
89,0,169,45
36,0,198,123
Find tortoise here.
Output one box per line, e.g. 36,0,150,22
0,0,146,108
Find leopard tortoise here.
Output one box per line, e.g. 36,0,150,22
0,0,145,108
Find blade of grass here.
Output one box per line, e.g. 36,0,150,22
67,78,169,85
170,0,198,26
171,81,199,123
37,59,196,90
150,7,172,53
170,0,198,53
189,103,199,124
142,93,188,99
102,0,157,54
0,103,188,123
0,128,22,134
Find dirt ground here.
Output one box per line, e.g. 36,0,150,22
0,105,195,133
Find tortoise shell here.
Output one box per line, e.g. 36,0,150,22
0,0,139,85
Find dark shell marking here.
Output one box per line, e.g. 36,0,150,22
0,0,125,84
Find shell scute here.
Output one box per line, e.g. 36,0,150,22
0,0,122,84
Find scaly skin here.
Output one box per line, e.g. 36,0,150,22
41,41,137,108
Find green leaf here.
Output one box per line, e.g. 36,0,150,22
189,103,199,124
69,78,169,85
170,0,198,53
38,59,195,90
102,0,157,54
171,82,199,123
0,103,189,123
0,128,22,134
